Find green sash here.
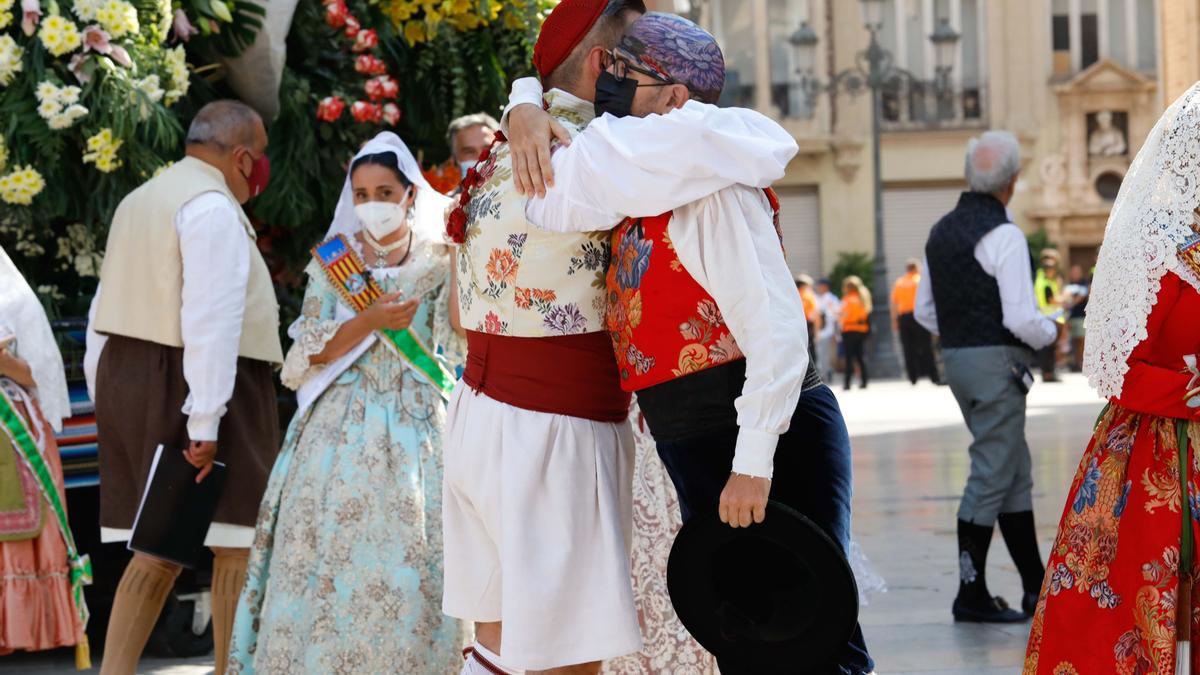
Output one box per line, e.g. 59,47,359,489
0,387,91,631
311,235,456,399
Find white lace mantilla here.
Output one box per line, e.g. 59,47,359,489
1084,82,1200,399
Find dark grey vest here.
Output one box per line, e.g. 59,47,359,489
925,192,1026,349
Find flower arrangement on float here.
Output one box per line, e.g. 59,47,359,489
0,0,262,310
253,0,552,290
1,0,552,314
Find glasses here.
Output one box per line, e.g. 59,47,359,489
603,48,675,88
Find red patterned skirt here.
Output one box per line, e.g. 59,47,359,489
1025,404,1200,674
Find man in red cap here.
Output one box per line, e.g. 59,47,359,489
501,12,876,675
441,2,647,674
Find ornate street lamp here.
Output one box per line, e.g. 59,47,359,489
859,0,885,30
790,8,959,378
931,18,961,94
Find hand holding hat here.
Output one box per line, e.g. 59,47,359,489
668,501,860,673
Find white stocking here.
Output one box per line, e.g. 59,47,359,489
461,641,525,675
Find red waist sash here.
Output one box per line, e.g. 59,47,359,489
462,331,631,423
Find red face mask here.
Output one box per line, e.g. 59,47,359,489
242,151,271,198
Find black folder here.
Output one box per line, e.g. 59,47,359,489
127,444,227,568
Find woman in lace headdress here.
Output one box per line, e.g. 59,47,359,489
1024,84,1200,673
227,132,469,673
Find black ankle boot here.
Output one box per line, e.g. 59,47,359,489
1021,591,1039,616
998,511,1046,605
953,519,1026,623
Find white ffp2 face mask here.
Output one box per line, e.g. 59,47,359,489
356,200,408,240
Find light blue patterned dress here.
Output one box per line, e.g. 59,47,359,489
228,234,467,674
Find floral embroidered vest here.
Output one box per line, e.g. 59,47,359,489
456,90,611,337
606,189,782,392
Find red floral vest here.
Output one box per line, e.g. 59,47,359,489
605,189,781,392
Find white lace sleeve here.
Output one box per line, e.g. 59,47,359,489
432,264,466,370
280,264,347,391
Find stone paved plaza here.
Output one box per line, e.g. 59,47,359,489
1,374,1102,674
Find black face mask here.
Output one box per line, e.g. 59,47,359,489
594,71,637,119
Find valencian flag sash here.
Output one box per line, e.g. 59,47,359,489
311,235,457,399
0,386,92,668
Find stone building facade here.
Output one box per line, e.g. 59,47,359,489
646,0,1194,281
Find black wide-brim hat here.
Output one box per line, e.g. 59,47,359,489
667,501,859,673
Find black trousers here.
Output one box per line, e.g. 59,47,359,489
898,312,939,384
654,386,874,675
842,332,868,389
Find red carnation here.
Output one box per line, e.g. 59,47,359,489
343,15,360,38
382,103,401,126
324,1,348,28
355,54,387,76
316,96,345,122
364,75,399,101
447,206,468,243
354,28,379,52
364,77,385,101
350,100,382,123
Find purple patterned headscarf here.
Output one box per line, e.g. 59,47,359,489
618,12,725,104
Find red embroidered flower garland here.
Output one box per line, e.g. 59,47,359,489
447,131,506,244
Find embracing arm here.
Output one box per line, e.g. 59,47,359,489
502,77,573,197
524,103,799,233
505,78,799,233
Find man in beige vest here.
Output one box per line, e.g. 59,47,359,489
85,100,283,675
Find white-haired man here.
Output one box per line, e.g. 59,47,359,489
915,130,1057,624
447,112,500,175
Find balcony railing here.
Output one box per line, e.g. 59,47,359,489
880,83,987,131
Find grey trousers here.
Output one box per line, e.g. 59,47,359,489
817,334,838,381
943,345,1035,526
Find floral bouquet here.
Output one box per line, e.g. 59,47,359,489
0,0,260,310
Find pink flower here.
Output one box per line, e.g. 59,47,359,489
82,25,113,54
173,9,199,42
353,28,378,52
68,54,92,84
108,44,132,68
382,103,401,126
316,96,345,122
21,0,41,36
343,15,360,38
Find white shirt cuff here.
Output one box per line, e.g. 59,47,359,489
186,413,221,442
731,427,779,479
500,77,545,135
